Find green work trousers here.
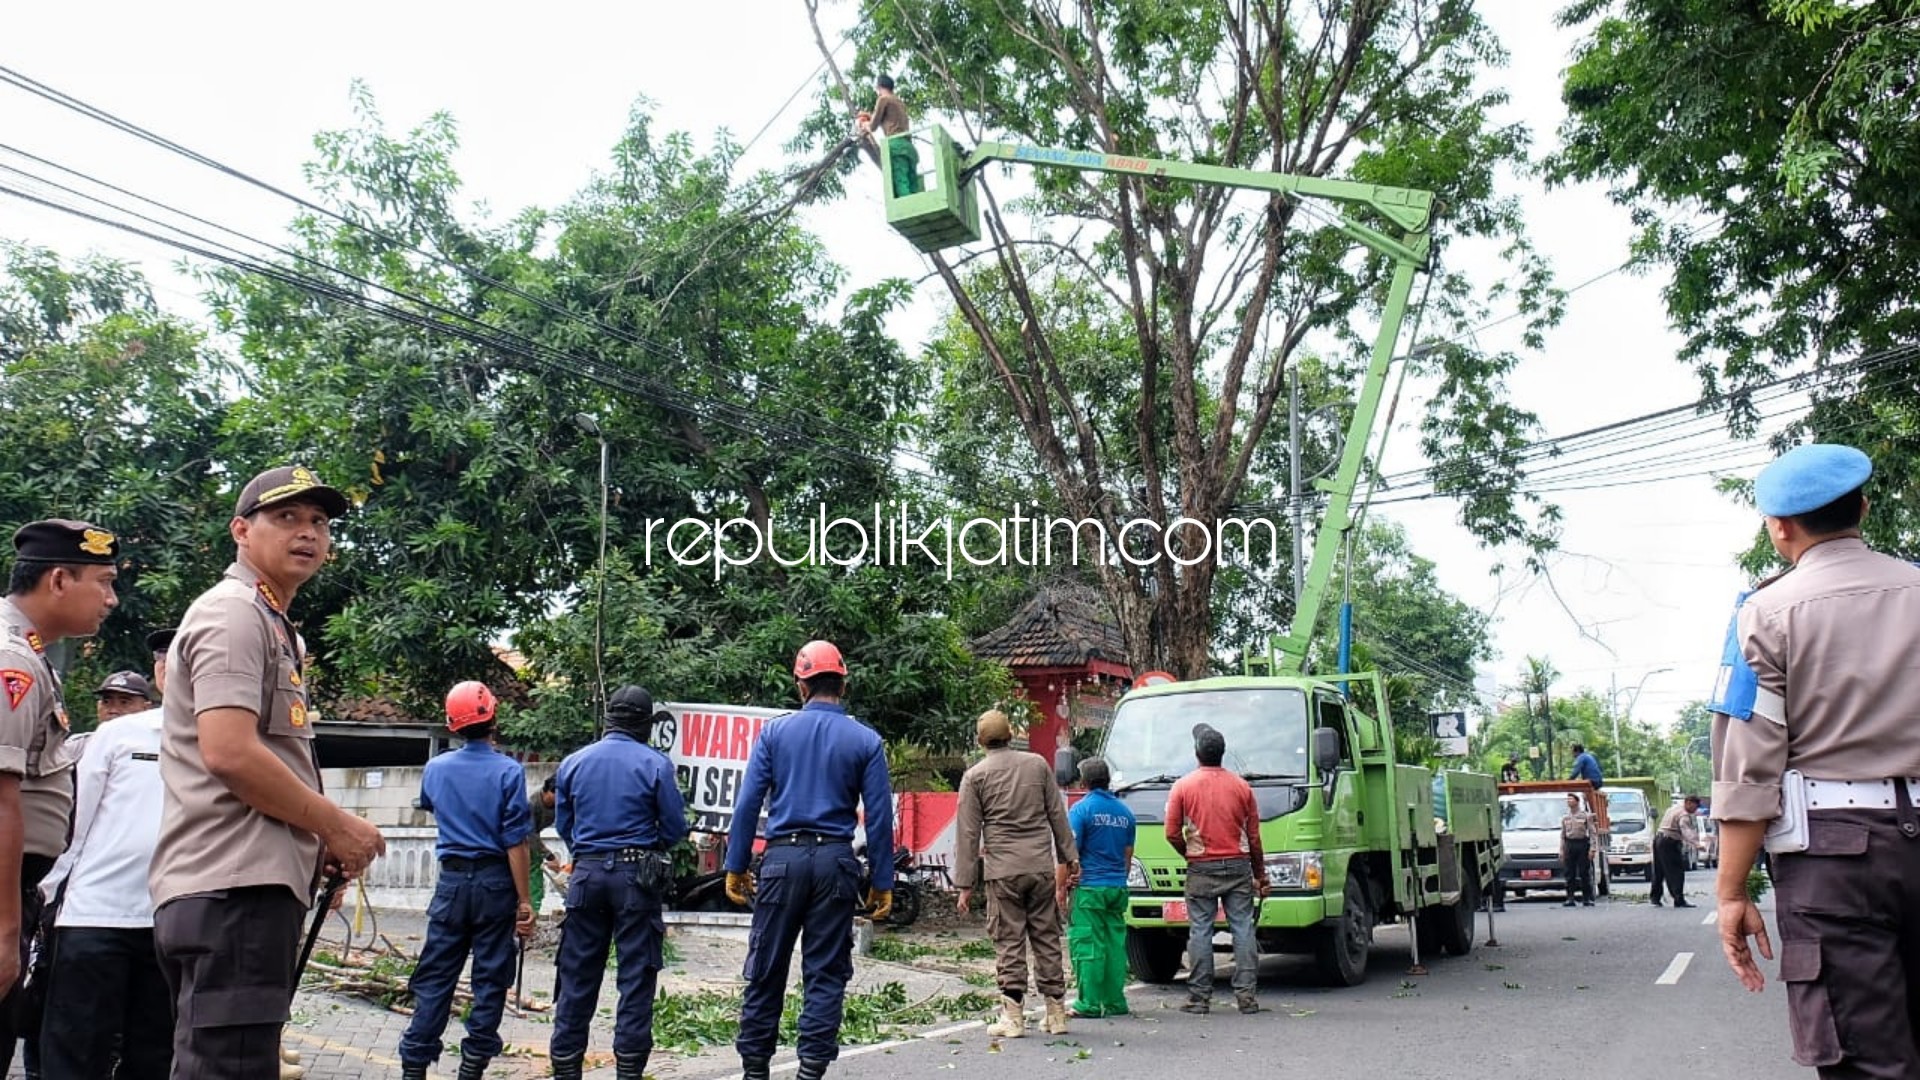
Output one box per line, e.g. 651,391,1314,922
1068,885,1129,1016
888,135,921,197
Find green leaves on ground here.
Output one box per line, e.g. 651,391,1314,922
650,982,995,1055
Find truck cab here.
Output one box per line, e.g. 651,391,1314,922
1108,674,1501,987
1602,786,1654,878
1495,782,1609,900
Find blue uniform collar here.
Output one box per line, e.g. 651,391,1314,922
603,729,644,744
800,700,848,715
457,739,495,754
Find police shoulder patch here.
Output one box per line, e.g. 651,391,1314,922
1,669,33,710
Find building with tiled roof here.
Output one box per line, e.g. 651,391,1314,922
970,583,1133,760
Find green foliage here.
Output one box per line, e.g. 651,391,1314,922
0,242,236,724
650,982,995,1055
1553,0,1920,554
811,0,1560,676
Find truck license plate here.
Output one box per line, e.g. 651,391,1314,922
1163,900,1188,922
1521,869,1551,880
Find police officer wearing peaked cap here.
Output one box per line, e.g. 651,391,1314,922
0,519,120,1075
398,682,536,1080
548,685,688,1080
1712,444,1920,1079
726,640,895,1080
149,464,385,1080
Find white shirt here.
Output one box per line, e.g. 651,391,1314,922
41,708,164,928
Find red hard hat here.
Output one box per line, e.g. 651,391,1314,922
793,639,847,679
445,681,498,731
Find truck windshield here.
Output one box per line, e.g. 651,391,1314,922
1105,687,1310,787
1606,790,1649,833
1501,798,1570,831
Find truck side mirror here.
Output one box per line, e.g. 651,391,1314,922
1054,746,1078,787
1313,727,1342,776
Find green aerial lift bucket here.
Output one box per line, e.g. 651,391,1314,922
882,125,981,252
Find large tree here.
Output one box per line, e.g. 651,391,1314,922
1553,0,1920,557
804,0,1559,677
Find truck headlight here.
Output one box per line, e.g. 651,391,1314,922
1628,836,1651,853
1264,852,1322,891
1127,858,1147,889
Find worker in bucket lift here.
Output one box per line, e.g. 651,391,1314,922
397,681,536,1080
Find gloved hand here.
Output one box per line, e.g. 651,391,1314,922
867,888,893,922
725,870,756,906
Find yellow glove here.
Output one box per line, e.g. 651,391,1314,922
867,888,893,921
725,870,756,906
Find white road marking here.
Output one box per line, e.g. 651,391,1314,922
1656,951,1694,985
1702,910,1718,925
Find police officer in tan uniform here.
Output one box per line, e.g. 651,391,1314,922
1713,444,1920,1079
149,466,386,1079
0,519,119,1073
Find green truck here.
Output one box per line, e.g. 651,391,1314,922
875,126,1502,986
1101,673,1502,986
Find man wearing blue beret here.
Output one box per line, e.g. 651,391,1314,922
1710,444,1920,1079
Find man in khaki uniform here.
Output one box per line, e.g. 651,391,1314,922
1713,444,1920,1079
0,519,120,1074
1558,792,1597,908
150,466,386,1079
1649,795,1701,908
953,710,1077,1038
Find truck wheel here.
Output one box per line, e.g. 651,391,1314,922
1126,928,1185,984
1314,873,1373,987
1432,874,1477,957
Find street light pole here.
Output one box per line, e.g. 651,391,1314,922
574,413,609,734
1611,667,1672,776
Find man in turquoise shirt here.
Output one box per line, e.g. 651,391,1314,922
1067,757,1135,1017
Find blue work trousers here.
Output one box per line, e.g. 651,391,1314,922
736,841,861,1063
399,861,520,1067
550,859,666,1060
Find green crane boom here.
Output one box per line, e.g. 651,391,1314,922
878,126,1433,674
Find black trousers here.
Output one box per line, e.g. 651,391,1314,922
1,854,55,1076
40,926,173,1079
153,886,305,1080
1650,834,1688,903
1564,838,1593,902
1774,808,1920,1079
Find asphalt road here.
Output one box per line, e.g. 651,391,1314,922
684,876,1804,1080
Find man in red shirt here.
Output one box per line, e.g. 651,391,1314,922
1164,726,1268,1014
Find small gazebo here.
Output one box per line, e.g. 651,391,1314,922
970,584,1134,763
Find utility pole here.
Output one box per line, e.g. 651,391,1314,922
1288,372,1305,609
1541,686,1557,779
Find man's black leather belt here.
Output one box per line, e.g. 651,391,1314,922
766,832,850,847
576,847,669,863
441,855,507,871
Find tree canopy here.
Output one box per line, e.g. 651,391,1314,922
806,0,1560,677
1553,0,1920,558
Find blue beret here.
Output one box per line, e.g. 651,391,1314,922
1754,444,1871,517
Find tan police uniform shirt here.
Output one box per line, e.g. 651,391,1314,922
0,598,74,858
1560,811,1596,842
953,747,1075,887
1714,538,1920,822
1657,803,1699,845
149,562,323,908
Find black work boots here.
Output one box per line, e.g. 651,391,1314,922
551,1053,586,1080
457,1054,490,1079
742,1056,773,1080
615,1052,650,1080
796,1058,831,1080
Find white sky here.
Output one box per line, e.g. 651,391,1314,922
2,2,1784,730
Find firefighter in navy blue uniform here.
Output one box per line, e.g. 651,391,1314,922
398,681,535,1080
725,640,895,1080
548,685,688,1080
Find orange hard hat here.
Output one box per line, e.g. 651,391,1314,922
445,680,498,731
793,639,847,679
